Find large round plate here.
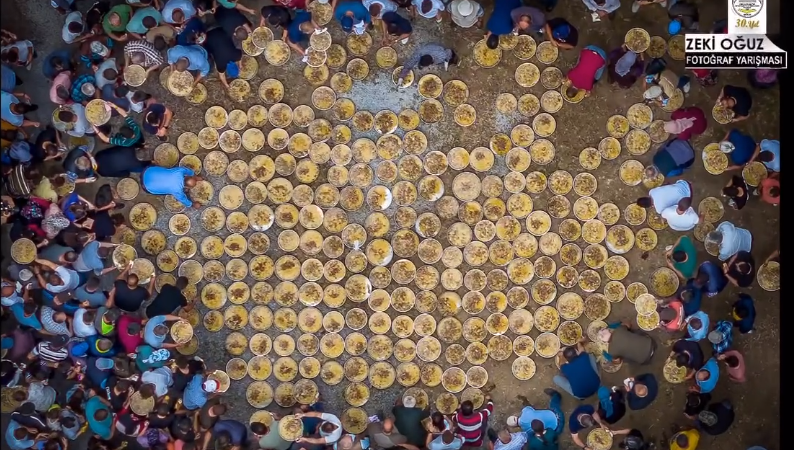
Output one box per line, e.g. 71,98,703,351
473,39,501,68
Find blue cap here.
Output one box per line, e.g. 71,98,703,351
668,19,682,35
226,61,239,79
96,357,115,370
552,23,571,40
341,16,354,32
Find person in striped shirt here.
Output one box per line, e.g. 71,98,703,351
453,395,494,446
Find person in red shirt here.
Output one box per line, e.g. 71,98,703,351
757,176,779,205
117,314,143,355
564,45,607,98
453,396,494,446
666,106,707,141
659,300,686,333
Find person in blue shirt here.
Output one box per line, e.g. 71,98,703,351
141,166,201,207
126,6,163,38
720,129,755,168
284,11,317,56
509,393,559,432
85,395,114,439
693,261,727,298
750,139,780,173
731,294,755,334
11,302,43,330
485,0,522,49
685,311,709,341
675,281,702,317
143,314,182,349
552,343,600,399
5,419,37,450
42,49,74,80
694,357,719,394
524,389,564,450
334,1,372,35
176,17,207,46
166,44,211,84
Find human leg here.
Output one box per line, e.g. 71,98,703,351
552,374,576,397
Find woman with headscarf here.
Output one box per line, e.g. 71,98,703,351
663,106,706,141
608,45,644,89
594,387,627,425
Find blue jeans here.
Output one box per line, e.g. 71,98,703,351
552,354,598,399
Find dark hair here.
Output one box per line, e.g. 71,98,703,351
320,422,337,434
23,302,36,315
146,112,161,126
115,85,130,98
672,250,687,262
13,427,29,440
758,151,774,162
112,213,125,226
386,22,400,36
430,411,445,427
689,318,702,329
734,305,749,318
234,27,249,41
58,110,75,122
83,310,97,323
68,21,83,33
61,416,77,428
2,49,19,64
250,422,267,434
677,197,692,210
267,15,282,27
139,383,156,399
530,419,544,433
460,400,473,415
172,10,185,22
722,186,739,197
119,126,136,139
769,186,780,197
675,353,690,367
724,355,739,367
636,197,652,208
127,322,141,335
217,431,232,447
565,85,579,99
563,346,578,362
675,434,689,448
418,55,434,68
156,403,170,415
486,34,499,50
131,91,152,103
449,52,459,66
142,16,158,29
154,37,168,51
116,379,131,391
175,355,190,369
56,85,71,101
94,408,108,420
16,103,38,114
102,68,118,81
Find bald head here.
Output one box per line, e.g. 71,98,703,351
634,384,648,397
185,176,198,188
337,436,353,450
382,418,394,433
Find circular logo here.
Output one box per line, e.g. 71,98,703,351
732,0,763,18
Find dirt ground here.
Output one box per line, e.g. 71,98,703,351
1,0,780,449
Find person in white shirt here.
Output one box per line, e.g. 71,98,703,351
449,0,484,28
62,12,86,44
660,197,701,231
635,180,692,214
363,0,398,19
33,259,81,294
294,412,343,445
411,0,446,21
73,308,98,337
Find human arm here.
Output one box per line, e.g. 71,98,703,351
570,431,589,449
92,124,111,143
731,114,748,122
218,71,231,91
147,275,156,296
765,249,779,264
592,411,609,430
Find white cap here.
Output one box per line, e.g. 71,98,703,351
455,0,474,16
506,416,519,427
403,395,416,408
203,379,219,392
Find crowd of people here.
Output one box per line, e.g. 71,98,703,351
1,0,780,450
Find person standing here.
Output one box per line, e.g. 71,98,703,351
453,396,494,447
449,0,484,29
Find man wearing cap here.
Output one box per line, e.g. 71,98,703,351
543,18,577,49
202,26,245,92
166,44,211,85
183,374,220,410
393,395,430,446
708,320,733,353
449,0,484,28
334,0,373,35
505,395,559,435
142,166,202,208
142,314,183,349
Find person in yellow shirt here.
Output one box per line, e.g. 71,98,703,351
670,429,699,450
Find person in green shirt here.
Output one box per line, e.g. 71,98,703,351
527,389,565,450
666,236,698,280
103,5,133,41
251,417,292,450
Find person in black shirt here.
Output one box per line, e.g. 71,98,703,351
683,392,710,419
595,387,627,425
717,84,752,122
724,250,754,288
145,277,190,318
171,416,197,443
618,429,651,450
260,5,291,29
543,18,578,50
32,126,64,164
722,175,748,210
171,355,206,393
112,267,154,313
626,374,658,410
698,400,735,435
147,402,175,430
107,377,133,411
198,398,226,431
202,27,244,92
214,7,253,43
669,339,704,379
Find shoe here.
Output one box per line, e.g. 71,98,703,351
486,428,498,442
631,1,641,12
544,388,561,397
